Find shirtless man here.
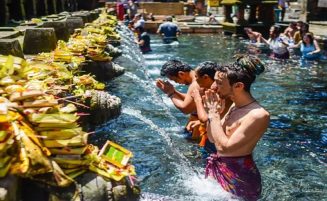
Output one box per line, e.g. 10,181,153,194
186,61,220,151
156,59,197,114
244,28,262,44
202,55,270,200
283,22,298,40
190,67,234,152
156,60,213,140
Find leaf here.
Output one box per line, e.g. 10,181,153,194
5,55,14,75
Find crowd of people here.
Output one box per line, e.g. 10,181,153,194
130,14,180,53
118,1,323,61
116,0,181,54
244,21,322,61
156,55,270,200
122,11,181,54
111,4,323,199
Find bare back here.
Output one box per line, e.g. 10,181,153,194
182,80,200,113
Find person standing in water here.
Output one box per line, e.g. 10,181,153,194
261,25,290,59
244,28,262,44
156,60,204,140
203,55,270,200
190,63,233,154
290,33,321,60
283,22,298,40
186,61,220,153
135,26,151,54
156,16,181,44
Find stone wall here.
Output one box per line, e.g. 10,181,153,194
0,0,101,26
139,2,184,15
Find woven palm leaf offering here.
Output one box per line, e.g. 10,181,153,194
88,141,136,181
99,141,133,168
0,9,137,188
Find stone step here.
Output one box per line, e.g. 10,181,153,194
41,20,70,41
0,28,22,39
0,38,24,58
23,28,57,54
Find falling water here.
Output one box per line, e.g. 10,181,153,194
92,26,327,200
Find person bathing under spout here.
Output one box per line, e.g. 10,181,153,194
201,55,270,201
156,60,201,139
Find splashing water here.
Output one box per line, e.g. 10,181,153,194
94,27,327,200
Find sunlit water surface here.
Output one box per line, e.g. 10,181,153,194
90,28,327,201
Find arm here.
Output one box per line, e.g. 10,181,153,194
176,28,181,36
253,32,262,43
156,79,196,114
260,35,269,45
173,90,186,100
289,40,301,49
156,24,162,34
278,35,290,47
204,90,269,154
135,39,145,46
169,83,196,114
310,40,321,54
283,27,291,37
156,79,185,99
283,27,288,35
192,89,208,122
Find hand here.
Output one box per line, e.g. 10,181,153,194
191,88,202,102
186,120,201,131
307,52,314,55
156,79,175,95
203,89,224,114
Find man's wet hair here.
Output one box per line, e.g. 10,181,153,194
160,59,192,77
196,61,220,80
222,54,265,92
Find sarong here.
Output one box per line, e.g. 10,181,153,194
205,154,261,201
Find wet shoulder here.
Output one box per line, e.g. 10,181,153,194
248,104,270,121
190,81,200,89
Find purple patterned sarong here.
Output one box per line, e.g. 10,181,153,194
205,154,261,201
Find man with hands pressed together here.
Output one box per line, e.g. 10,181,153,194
202,55,270,201
156,60,216,141
155,59,197,115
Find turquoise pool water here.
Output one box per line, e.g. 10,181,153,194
92,32,327,201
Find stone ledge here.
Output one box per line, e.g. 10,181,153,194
0,39,24,58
